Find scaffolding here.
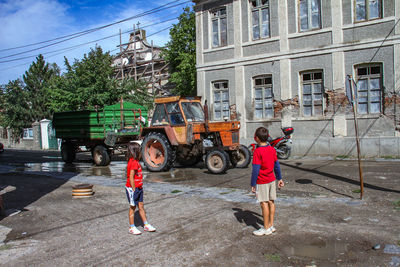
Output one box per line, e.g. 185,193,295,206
113,26,172,96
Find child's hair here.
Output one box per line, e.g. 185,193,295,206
127,142,141,161
255,127,269,142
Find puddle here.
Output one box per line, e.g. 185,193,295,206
5,161,127,180
283,240,349,260
145,169,197,183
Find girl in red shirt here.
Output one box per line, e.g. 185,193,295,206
125,142,156,235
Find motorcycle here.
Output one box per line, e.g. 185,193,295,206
248,127,294,160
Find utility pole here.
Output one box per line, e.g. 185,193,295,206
346,75,364,199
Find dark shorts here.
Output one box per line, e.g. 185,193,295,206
125,187,143,206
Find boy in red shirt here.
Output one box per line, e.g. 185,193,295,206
251,127,284,236
125,142,156,235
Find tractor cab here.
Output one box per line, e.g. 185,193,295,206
150,96,204,127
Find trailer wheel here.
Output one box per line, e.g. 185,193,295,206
231,145,251,168
142,132,175,172
61,142,76,163
206,149,229,174
92,145,111,166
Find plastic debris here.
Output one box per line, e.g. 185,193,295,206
373,244,381,250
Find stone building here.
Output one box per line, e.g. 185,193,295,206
112,29,173,96
192,0,400,158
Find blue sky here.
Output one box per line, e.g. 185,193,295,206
0,0,193,85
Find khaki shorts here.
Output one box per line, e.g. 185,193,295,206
256,181,276,202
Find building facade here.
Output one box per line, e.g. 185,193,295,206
193,0,400,158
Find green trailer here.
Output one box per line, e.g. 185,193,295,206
53,101,148,166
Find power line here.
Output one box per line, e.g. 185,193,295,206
0,25,173,73
369,18,400,63
0,0,190,60
0,17,178,64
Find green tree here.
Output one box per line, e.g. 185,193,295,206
163,7,196,96
1,80,30,140
115,79,154,109
23,54,58,121
48,46,153,112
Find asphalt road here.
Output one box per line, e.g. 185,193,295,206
0,149,399,266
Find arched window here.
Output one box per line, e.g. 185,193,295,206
212,81,230,120
355,64,382,114
250,0,270,40
298,0,321,32
355,0,382,22
253,75,274,119
211,7,227,47
300,70,324,116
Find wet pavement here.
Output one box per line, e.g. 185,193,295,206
0,149,399,266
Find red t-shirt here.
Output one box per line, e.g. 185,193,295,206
126,158,143,188
252,145,278,184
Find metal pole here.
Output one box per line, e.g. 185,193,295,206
350,76,364,199
120,96,124,129
133,25,137,82
119,29,123,80
151,40,155,95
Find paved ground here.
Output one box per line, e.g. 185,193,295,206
0,149,399,266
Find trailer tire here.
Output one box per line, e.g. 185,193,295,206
93,145,111,166
142,132,175,172
61,143,76,163
206,149,229,174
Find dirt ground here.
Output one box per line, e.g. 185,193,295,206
0,149,399,266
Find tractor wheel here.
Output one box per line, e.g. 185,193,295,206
92,145,111,166
61,142,76,163
142,132,175,172
206,149,229,174
231,145,251,168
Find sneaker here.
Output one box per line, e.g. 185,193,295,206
253,227,272,236
269,226,276,233
129,227,141,235
144,223,156,232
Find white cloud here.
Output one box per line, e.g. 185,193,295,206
0,0,73,49
0,0,191,84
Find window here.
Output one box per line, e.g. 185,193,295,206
213,81,229,120
211,7,227,47
253,75,274,119
23,128,33,139
299,0,321,31
182,102,205,122
151,102,185,126
301,71,324,116
250,0,270,40
151,104,169,125
355,0,382,22
355,64,382,114
166,102,185,125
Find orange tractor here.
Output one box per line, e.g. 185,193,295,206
140,96,251,174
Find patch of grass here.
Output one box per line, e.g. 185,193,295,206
336,155,349,160
352,189,361,193
398,240,400,246
264,253,281,262
0,244,12,251
171,190,182,194
394,200,400,211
